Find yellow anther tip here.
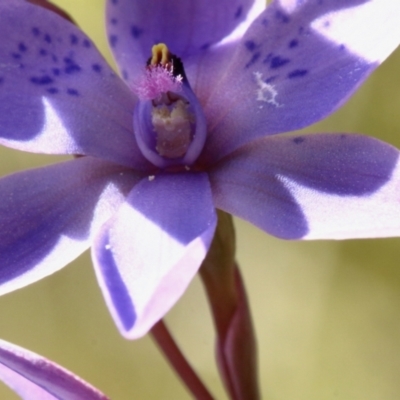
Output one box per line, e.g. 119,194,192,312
151,43,171,66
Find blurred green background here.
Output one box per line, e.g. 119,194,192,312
1,1,400,399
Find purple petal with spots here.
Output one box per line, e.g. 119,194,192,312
91,173,217,339
203,0,400,161
0,156,141,296
209,133,400,239
184,0,266,106
0,339,109,400
0,0,150,169
105,0,261,84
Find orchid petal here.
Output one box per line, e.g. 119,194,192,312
209,133,400,239
185,0,266,106
0,339,109,400
0,157,140,296
105,0,262,85
92,173,217,339
203,0,400,161
0,0,149,169
185,43,239,111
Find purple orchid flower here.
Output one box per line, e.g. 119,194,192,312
0,338,108,400
0,0,400,341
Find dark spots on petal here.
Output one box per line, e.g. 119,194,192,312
339,44,345,51
32,27,40,37
234,5,242,18
11,53,21,60
340,134,346,139
63,57,81,74
47,87,59,94
70,34,79,45
293,137,305,144
44,34,52,43
270,56,290,69
64,61,82,74
122,69,129,80
262,18,268,27
200,42,210,50
92,63,102,73
131,25,143,39
289,39,298,48
109,34,118,47
245,40,258,52
0,77,4,85
110,17,118,25
288,69,308,78
18,42,27,52
83,39,91,48
111,0,118,4
245,52,261,68
39,48,48,56
67,88,79,96
30,75,53,85
275,10,290,23
19,64,25,69
52,68,61,76
64,64,81,74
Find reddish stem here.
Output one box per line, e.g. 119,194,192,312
151,319,215,400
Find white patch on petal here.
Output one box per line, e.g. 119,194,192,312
254,71,281,107
107,206,184,293
91,182,129,232
0,182,124,297
39,97,77,151
97,203,210,339
0,235,87,297
278,160,400,239
278,0,306,14
3,97,76,153
217,0,266,46
311,0,400,63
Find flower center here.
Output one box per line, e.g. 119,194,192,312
133,44,206,169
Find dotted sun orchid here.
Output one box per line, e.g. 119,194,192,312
1,0,400,396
